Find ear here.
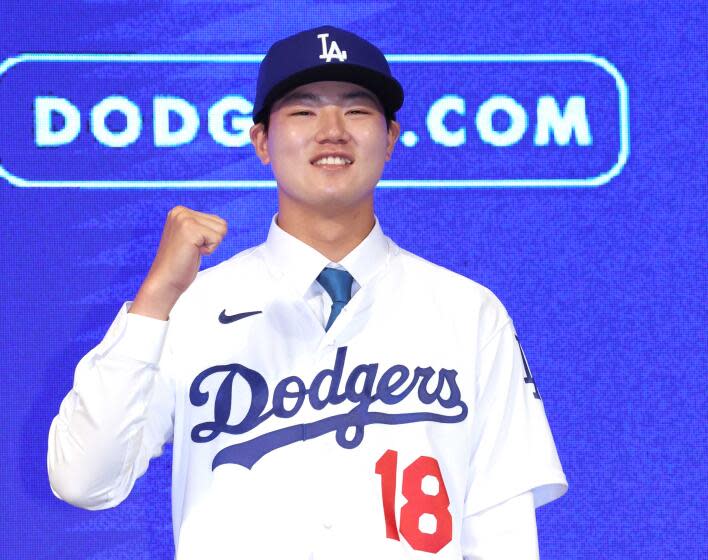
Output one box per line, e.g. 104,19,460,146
250,123,270,164
385,120,401,161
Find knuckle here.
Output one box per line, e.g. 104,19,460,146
212,216,228,232
176,216,197,234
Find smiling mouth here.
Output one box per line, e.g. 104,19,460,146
311,156,353,168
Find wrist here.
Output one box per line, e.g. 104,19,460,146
130,278,182,320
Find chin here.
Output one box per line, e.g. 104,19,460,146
278,178,375,212
307,191,372,215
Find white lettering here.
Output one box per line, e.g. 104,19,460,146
34,97,81,147
90,96,142,148
476,95,528,147
317,32,347,63
427,95,466,147
153,96,200,147
535,96,592,146
30,93,593,152
207,95,253,148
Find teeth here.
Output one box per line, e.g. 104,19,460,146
314,156,352,166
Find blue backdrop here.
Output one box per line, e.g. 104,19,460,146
1,1,706,558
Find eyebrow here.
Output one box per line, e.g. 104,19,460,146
277,89,381,107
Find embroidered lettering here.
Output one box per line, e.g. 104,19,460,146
189,347,468,469
317,33,348,63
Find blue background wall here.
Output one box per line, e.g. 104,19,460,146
1,1,706,558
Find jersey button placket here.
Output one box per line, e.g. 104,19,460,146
320,299,353,349
319,324,339,350
317,512,337,558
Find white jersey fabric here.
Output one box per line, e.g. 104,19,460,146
48,215,567,559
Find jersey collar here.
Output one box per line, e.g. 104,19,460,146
261,213,390,297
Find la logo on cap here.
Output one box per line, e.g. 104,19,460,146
317,33,348,62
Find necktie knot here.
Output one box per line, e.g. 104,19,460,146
317,267,353,304
316,267,354,331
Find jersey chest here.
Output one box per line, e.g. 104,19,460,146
170,295,477,557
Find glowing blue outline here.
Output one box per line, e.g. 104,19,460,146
0,53,629,189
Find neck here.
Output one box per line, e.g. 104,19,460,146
276,199,375,263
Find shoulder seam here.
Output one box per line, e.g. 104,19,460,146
478,317,514,353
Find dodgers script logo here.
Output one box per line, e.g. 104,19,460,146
189,346,468,470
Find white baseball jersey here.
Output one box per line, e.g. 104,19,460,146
48,214,567,559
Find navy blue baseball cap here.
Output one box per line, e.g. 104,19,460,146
253,25,404,124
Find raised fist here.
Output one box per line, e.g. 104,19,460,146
130,206,228,320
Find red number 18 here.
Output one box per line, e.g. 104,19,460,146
374,449,452,553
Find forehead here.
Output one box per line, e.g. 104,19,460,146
272,81,383,109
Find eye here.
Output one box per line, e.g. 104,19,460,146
291,110,313,116
347,109,369,115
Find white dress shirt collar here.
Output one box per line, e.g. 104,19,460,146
261,213,390,297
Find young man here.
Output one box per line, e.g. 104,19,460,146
48,26,567,559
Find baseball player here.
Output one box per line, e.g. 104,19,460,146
48,25,567,559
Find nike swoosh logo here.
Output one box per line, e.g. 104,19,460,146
218,310,263,324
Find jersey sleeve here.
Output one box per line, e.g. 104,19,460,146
47,301,175,510
461,491,539,559
463,318,568,517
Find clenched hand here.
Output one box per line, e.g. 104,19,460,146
130,206,228,320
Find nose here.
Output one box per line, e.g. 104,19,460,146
314,107,351,143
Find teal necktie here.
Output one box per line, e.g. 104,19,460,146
316,267,354,331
